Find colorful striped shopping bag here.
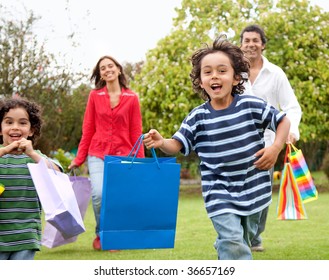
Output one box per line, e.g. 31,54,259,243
277,146,307,220
288,144,318,203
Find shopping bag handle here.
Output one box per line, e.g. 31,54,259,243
45,157,58,175
283,144,291,164
284,142,299,163
44,157,64,175
68,168,80,179
127,134,160,168
128,134,144,158
289,143,299,152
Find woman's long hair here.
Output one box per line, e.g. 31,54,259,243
90,55,128,90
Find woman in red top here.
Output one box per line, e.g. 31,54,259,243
69,55,144,250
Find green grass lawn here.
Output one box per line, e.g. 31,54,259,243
35,178,329,260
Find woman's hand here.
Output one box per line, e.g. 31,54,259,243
68,160,78,170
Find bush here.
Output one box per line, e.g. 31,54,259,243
51,148,86,175
51,149,74,173
322,151,329,180
177,153,200,179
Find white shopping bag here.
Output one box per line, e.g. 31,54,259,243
28,159,85,238
41,176,91,248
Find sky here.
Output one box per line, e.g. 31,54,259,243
1,0,182,73
1,0,328,74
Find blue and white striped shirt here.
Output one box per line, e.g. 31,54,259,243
173,94,286,218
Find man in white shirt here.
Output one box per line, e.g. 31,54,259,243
240,24,302,252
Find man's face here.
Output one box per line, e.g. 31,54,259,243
241,31,265,62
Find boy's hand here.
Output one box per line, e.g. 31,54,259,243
143,129,164,149
0,139,33,156
287,132,297,144
16,138,34,156
254,145,281,170
3,141,22,155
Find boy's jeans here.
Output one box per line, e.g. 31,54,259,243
0,250,36,260
87,156,104,236
251,167,274,247
211,211,261,260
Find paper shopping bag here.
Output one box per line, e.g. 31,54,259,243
27,159,85,238
288,144,318,203
277,145,307,220
41,176,91,248
99,135,181,250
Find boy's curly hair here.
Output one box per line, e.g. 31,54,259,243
190,34,250,101
0,98,43,144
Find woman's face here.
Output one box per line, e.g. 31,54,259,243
99,58,121,83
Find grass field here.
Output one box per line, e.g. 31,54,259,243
35,172,329,260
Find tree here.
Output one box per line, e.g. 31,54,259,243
132,0,329,142
57,84,90,153
0,7,87,155
132,29,199,136
123,60,144,85
254,1,329,141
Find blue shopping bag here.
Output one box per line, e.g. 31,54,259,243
99,135,181,250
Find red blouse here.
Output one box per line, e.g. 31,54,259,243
74,86,144,166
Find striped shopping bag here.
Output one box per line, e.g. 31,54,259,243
277,160,307,220
288,144,318,203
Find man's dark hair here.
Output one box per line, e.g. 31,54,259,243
240,24,267,45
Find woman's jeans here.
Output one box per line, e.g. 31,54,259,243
87,156,104,236
211,211,261,260
0,250,36,260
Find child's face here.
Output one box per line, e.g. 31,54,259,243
0,107,33,146
200,52,239,108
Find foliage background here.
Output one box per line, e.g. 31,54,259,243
1,0,328,172
132,0,329,172
0,8,91,155
133,0,329,142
